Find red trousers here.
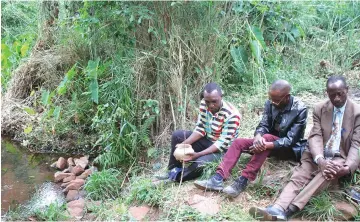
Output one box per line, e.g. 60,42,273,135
216,134,279,181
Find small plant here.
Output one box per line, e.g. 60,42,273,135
300,191,342,221
33,202,69,221
126,177,166,206
84,168,122,200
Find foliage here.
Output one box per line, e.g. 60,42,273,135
126,177,167,206
300,191,342,221
33,203,69,221
84,168,122,200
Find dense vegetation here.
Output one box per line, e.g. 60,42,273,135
1,1,360,221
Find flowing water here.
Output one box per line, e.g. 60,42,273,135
1,138,63,215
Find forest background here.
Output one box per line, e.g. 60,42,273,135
1,1,360,220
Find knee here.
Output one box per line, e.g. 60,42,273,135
231,138,247,149
263,134,274,141
172,130,187,141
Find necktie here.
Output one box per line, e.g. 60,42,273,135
324,108,342,158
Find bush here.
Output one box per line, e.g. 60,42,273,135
84,168,122,200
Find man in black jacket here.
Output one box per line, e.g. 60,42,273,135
194,80,308,198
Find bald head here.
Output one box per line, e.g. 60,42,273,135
270,80,291,94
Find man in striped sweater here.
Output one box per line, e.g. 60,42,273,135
157,82,241,182
194,80,308,198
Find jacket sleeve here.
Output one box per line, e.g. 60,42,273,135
308,104,325,158
254,101,271,136
344,110,360,174
273,107,308,149
213,114,241,152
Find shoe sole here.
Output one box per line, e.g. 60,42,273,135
194,182,223,192
249,207,277,221
223,190,241,198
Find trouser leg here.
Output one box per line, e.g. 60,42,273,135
241,134,279,181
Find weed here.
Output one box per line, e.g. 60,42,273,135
299,191,343,221
84,168,122,200
33,202,69,221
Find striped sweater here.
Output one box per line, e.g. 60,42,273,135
194,99,241,151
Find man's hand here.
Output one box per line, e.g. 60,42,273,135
253,134,265,149
249,142,274,154
183,152,200,162
319,159,341,180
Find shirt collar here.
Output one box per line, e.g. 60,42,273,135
334,100,347,114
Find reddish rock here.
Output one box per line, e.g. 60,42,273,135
334,201,358,220
77,169,92,179
63,178,85,192
54,172,74,182
75,156,89,169
56,157,67,170
71,165,85,176
63,175,76,183
67,157,75,166
129,205,151,221
61,181,71,188
62,168,70,173
67,199,85,219
188,194,220,216
66,190,79,202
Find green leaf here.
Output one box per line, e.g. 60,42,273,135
66,64,77,81
53,106,61,120
86,58,99,79
23,107,36,115
285,32,296,43
230,46,248,73
57,76,68,95
250,40,262,65
24,125,33,134
41,90,50,106
251,26,266,49
89,79,99,104
20,43,30,57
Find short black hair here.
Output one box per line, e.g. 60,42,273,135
270,79,291,94
200,82,223,99
326,75,347,88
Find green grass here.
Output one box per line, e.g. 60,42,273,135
84,168,122,200
299,191,343,221
33,202,69,221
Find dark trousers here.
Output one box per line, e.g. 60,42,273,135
168,130,222,182
216,134,295,181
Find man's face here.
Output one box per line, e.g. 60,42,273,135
268,89,290,110
327,80,348,108
204,90,222,114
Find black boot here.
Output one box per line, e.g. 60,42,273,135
222,176,248,198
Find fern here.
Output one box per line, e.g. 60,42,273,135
139,116,155,147
94,151,122,169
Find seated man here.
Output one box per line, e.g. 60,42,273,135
157,82,241,182
249,76,360,221
194,80,307,198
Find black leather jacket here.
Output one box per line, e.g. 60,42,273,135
255,96,307,159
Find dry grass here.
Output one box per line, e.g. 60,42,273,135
1,47,77,136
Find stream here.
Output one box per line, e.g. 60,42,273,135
1,138,63,216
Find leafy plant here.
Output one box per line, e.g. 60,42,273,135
84,168,122,200
126,177,166,206
33,202,69,221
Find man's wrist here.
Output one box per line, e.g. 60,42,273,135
314,154,325,164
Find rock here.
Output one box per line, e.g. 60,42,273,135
71,165,85,176
334,201,358,220
61,181,71,188
63,175,76,183
54,172,74,183
63,178,85,192
129,205,151,221
56,157,67,170
66,190,79,202
67,199,85,219
62,168,70,173
75,156,89,169
67,157,75,166
77,169,92,179
188,194,220,216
